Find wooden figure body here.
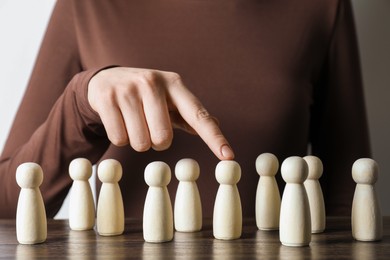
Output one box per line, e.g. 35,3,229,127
213,160,242,240
303,155,326,233
69,158,95,230
96,159,124,236
16,163,47,244
174,158,202,232
352,158,383,241
255,153,281,230
279,156,311,247
143,161,174,243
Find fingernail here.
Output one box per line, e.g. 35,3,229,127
221,144,235,159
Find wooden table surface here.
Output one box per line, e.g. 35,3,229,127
0,217,389,259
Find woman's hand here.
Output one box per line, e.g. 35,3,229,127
87,67,234,160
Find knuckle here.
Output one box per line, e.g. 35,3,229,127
97,87,115,104
139,70,158,86
164,72,185,91
138,71,164,96
109,133,129,147
166,72,182,85
94,90,120,114
120,83,139,99
196,107,212,121
131,139,151,152
151,130,173,150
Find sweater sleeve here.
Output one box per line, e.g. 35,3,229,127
0,0,110,218
310,0,371,215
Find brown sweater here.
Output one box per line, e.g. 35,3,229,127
0,0,370,218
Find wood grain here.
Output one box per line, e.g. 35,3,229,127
0,217,389,259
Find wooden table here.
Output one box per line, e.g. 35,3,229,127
0,217,389,259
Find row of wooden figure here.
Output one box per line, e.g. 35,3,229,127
15,154,382,246
255,154,383,246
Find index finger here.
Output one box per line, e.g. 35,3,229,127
167,81,235,160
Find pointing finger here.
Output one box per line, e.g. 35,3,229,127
167,81,234,160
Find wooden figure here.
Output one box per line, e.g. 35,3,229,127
69,158,95,230
16,162,47,244
255,153,281,230
352,158,383,241
213,160,242,240
96,159,124,236
143,161,174,243
279,156,311,247
174,158,202,232
303,155,326,233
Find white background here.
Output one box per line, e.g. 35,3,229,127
0,0,389,218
